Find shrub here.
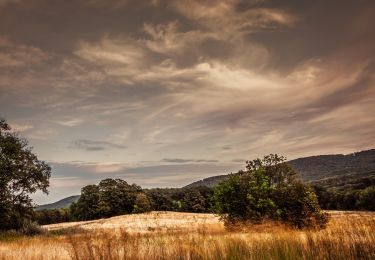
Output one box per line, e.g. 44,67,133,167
19,220,45,236
275,181,328,228
133,193,151,213
213,154,328,229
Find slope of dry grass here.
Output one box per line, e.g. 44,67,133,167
0,211,374,260
44,211,222,233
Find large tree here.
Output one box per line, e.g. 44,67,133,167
0,119,51,230
71,178,143,220
213,154,328,229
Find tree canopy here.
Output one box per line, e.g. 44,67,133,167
0,119,51,230
213,154,328,229
70,178,144,220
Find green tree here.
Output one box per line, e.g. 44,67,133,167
183,189,206,213
70,185,100,220
133,193,151,213
275,180,328,228
70,178,143,220
357,186,375,211
246,154,297,188
145,188,175,211
0,119,51,230
33,208,71,225
213,155,328,229
98,179,141,217
213,169,277,225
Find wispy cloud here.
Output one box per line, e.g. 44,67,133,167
162,158,219,163
70,139,127,151
0,37,50,68
1,0,375,204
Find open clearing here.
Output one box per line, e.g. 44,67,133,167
0,211,374,260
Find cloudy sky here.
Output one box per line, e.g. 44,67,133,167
1,0,374,204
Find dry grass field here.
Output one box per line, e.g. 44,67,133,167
0,211,374,260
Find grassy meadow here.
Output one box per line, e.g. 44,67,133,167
0,211,374,260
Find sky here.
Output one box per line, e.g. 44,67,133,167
0,0,374,204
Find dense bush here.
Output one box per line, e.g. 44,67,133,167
144,186,214,213
313,184,375,211
275,181,328,228
213,155,328,229
70,179,145,220
145,188,177,211
133,193,152,213
33,209,71,225
19,220,46,236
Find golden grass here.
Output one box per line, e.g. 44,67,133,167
0,211,374,260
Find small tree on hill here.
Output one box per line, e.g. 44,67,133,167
213,154,328,229
0,119,51,230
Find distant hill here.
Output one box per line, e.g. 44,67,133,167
35,195,80,211
310,169,375,190
288,149,375,181
184,175,230,189
185,149,375,188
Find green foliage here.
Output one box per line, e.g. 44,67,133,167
145,186,214,213
213,154,328,229
313,183,375,211
275,181,328,228
70,179,142,220
182,189,207,212
0,119,51,231
68,180,215,221
245,169,277,221
358,186,375,211
70,185,100,220
133,193,151,213
98,179,142,217
145,188,176,211
33,208,71,225
311,170,375,211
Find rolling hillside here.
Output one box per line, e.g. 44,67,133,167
288,149,375,181
186,149,375,188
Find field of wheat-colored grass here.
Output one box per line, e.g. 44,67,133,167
0,211,374,260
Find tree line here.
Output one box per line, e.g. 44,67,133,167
36,155,329,229
1,118,373,232
312,184,375,211
33,185,214,224
34,182,375,226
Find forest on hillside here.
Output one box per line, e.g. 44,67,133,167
34,162,375,226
